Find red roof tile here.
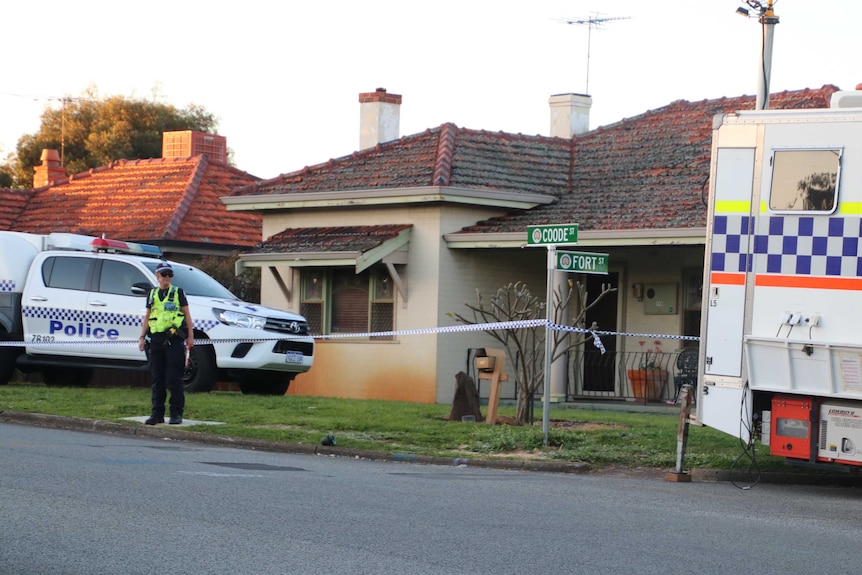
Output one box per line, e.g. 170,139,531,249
230,123,573,198
462,86,839,233
0,188,33,229
10,156,262,247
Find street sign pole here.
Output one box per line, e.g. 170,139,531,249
542,245,555,446
525,224,579,447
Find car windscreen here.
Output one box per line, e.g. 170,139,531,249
143,261,238,299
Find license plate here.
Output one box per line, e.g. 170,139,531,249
285,351,303,364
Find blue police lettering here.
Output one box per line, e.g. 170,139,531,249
49,320,119,340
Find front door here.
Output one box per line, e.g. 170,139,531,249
582,272,618,392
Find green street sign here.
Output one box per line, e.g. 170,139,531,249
526,223,579,246
556,251,609,274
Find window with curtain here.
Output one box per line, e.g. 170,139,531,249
300,266,395,339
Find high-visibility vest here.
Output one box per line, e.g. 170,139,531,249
148,286,185,334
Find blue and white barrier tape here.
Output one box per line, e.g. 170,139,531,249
0,319,700,347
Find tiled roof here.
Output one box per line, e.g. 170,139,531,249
462,86,839,233
9,156,262,247
230,85,838,240
230,123,573,198
0,188,32,229
255,224,412,254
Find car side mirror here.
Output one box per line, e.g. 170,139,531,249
131,282,152,296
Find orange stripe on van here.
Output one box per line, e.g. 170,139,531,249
710,272,746,285
755,275,862,290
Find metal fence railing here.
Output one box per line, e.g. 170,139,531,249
567,349,696,405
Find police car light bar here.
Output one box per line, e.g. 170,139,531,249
90,237,162,257
44,232,162,257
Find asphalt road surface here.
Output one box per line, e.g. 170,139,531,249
2,422,861,575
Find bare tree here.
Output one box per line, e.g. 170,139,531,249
449,280,615,424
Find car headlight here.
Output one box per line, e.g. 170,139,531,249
215,309,266,330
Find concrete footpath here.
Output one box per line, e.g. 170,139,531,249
2,409,860,486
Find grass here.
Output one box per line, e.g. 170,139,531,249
0,382,795,472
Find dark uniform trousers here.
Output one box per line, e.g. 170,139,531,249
148,334,185,418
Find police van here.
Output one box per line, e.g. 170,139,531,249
698,87,862,469
0,232,314,394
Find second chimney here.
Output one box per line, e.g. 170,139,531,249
359,88,401,150
33,149,66,188
549,93,592,139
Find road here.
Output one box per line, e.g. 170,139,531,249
1,422,861,575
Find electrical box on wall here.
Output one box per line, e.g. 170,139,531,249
643,284,677,315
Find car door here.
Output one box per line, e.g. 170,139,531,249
84,258,153,361
23,254,94,356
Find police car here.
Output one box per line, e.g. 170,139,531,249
0,232,314,394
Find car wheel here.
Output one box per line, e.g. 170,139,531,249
182,341,217,393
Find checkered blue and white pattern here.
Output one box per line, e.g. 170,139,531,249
22,306,143,327
711,215,862,276
21,306,220,332
0,279,16,292
710,215,754,273
196,319,219,331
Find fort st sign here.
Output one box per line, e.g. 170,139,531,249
556,251,609,275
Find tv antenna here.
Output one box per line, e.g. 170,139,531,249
556,14,630,94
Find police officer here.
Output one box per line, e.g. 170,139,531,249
138,262,194,425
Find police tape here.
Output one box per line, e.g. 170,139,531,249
0,319,700,347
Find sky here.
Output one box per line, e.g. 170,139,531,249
2,0,860,180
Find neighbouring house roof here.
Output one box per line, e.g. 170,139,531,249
5,155,262,248
0,188,32,230
226,86,839,252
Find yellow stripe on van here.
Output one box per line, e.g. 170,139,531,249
839,202,862,215
714,200,751,213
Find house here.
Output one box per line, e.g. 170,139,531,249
223,86,839,405
2,133,262,261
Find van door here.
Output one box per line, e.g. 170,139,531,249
23,254,94,356
700,146,756,440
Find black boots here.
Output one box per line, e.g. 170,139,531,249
145,412,182,425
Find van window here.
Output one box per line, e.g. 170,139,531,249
42,256,93,291
768,149,841,212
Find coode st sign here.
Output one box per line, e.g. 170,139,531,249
526,224,579,246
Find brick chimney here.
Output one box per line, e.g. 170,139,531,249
549,93,592,138
359,88,401,149
33,149,66,188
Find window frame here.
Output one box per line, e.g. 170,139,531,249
767,148,842,214
300,266,396,339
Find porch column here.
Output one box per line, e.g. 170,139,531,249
549,273,569,402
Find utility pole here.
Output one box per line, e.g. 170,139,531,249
736,0,780,110
557,14,630,95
